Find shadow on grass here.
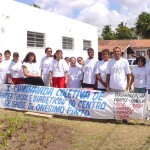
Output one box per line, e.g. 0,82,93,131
53,115,148,126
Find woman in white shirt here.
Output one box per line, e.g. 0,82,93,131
0,53,7,84
40,47,53,86
7,52,24,84
22,52,44,86
129,56,146,93
67,57,82,88
95,49,110,91
49,50,69,88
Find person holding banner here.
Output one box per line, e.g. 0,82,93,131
22,52,44,86
7,52,24,85
0,53,7,84
95,49,110,91
146,49,150,90
129,56,146,93
106,47,130,93
49,50,69,88
67,57,82,88
82,48,98,90
40,47,53,86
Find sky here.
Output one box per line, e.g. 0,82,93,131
15,0,150,35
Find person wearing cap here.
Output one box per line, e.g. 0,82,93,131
7,52,24,84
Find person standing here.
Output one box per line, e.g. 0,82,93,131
40,47,53,86
82,48,98,90
49,50,69,88
129,56,146,93
106,47,130,93
3,50,11,84
7,52,24,85
67,57,82,88
22,52,44,86
95,49,110,91
146,49,150,90
0,53,7,84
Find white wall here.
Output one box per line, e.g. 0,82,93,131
0,0,98,63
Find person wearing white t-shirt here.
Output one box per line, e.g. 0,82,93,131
106,47,130,92
40,47,53,86
7,52,24,84
82,48,98,90
0,53,7,84
49,50,69,88
146,49,150,90
22,52,44,86
95,49,110,91
67,57,82,88
3,50,11,84
129,56,146,93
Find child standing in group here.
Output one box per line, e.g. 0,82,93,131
49,50,69,88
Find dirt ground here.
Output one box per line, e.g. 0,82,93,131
0,111,73,150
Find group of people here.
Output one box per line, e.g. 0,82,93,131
0,47,150,94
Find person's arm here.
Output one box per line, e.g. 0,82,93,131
65,71,68,85
7,73,14,84
22,65,39,77
129,74,134,91
96,74,106,87
126,73,130,91
106,74,110,92
49,71,53,85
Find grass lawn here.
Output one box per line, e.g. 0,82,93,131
0,109,150,150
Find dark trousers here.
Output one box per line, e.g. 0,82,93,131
24,77,44,86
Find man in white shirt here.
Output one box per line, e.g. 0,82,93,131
82,48,98,90
106,47,130,92
146,49,150,90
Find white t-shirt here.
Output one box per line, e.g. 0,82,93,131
106,58,130,90
49,59,69,77
132,66,146,88
40,56,53,75
145,60,150,89
7,60,24,78
83,58,98,84
0,61,7,84
3,59,11,83
67,66,82,88
22,62,39,78
95,60,109,89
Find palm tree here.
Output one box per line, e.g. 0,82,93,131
101,25,115,40
135,12,150,39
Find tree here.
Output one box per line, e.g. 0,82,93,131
135,12,150,39
115,22,136,39
101,25,115,40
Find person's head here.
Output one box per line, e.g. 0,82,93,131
87,48,94,59
53,50,63,60
45,47,52,57
0,53,2,62
136,56,146,67
23,52,36,63
13,52,19,62
77,57,84,65
101,49,110,61
70,57,76,67
64,57,70,65
4,50,11,60
147,49,150,59
113,47,121,60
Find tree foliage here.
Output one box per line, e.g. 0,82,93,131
135,12,150,39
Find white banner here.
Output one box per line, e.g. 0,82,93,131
0,84,149,119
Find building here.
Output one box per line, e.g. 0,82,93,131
0,0,98,63
98,39,150,60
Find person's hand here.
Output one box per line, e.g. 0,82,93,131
106,87,110,93
65,78,68,85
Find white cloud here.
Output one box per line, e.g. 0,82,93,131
34,0,150,35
